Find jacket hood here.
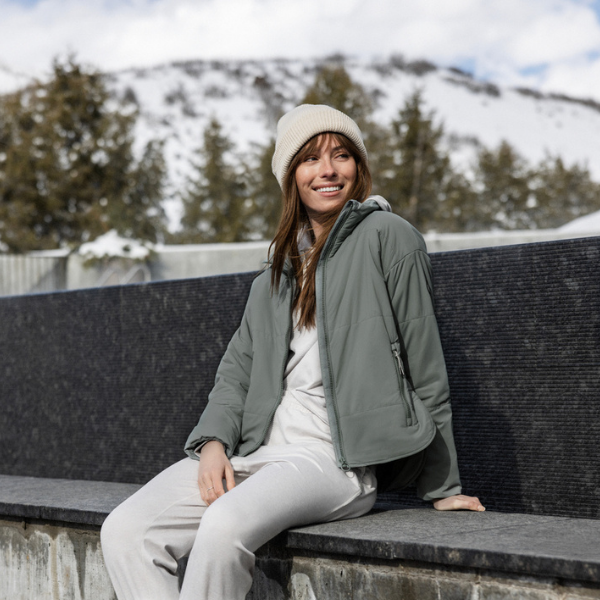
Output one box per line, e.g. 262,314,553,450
326,195,391,258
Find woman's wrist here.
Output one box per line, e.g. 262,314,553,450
200,440,225,454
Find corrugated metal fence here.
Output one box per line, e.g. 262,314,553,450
0,255,68,297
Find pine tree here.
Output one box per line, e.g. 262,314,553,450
529,157,600,229
113,140,167,241
178,117,249,243
474,141,532,229
378,91,455,230
362,119,395,202
431,171,479,232
301,64,373,127
245,138,282,240
0,57,166,252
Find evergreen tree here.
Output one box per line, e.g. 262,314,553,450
0,57,166,252
431,170,479,232
361,119,395,202
115,140,167,241
301,64,373,127
178,117,249,243
474,141,532,229
245,138,282,240
378,91,456,230
530,157,600,229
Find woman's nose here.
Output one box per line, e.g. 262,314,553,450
319,157,336,178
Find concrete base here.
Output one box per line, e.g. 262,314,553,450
3,519,600,600
0,519,115,600
266,554,600,600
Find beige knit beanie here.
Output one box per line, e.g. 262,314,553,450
271,104,368,189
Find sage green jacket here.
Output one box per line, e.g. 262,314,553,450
185,199,462,501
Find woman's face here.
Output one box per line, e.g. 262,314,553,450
294,135,357,222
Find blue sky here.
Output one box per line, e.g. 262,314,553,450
1,0,600,100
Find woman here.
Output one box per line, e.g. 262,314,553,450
101,104,484,600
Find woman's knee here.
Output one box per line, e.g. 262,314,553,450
195,500,245,548
101,498,148,559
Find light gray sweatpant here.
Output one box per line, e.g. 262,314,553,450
100,448,376,600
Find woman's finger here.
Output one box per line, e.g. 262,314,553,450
198,466,217,504
434,494,485,512
201,479,218,505
211,475,226,498
225,463,236,493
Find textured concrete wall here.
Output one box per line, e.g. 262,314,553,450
3,520,599,600
258,554,600,600
0,520,115,600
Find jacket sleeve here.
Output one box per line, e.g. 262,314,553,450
385,247,462,501
184,295,254,460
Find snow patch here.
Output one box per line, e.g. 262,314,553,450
78,230,152,260
558,210,600,233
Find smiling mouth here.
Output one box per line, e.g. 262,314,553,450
316,185,343,193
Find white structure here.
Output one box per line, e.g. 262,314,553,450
1,224,599,297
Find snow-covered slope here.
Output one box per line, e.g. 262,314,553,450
107,57,600,224
15,55,597,229
559,209,600,233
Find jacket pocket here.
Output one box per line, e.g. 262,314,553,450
391,341,416,426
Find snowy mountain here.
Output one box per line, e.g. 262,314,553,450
5,55,600,230
105,56,600,228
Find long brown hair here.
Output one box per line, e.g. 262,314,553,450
269,132,372,329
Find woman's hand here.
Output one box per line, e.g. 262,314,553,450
433,494,485,512
198,441,236,506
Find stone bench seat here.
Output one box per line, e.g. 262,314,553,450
289,507,600,585
0,474,140,527
2,473,600,594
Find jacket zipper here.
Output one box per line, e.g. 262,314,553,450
392,346,413,426
316,204,354,470
255,274,294,450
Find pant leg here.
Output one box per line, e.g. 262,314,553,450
101,457,241,600
179,449,376,600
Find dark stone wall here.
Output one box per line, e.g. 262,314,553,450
0,273,254,485
1,237,599,518
391,236,600,518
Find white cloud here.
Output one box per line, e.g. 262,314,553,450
1,0,599,100
507,3,600,65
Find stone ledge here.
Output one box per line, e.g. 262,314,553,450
0,475,140,527
2,474,599,585
287,508,600,584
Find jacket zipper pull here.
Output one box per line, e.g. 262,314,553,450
393,349,405,377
